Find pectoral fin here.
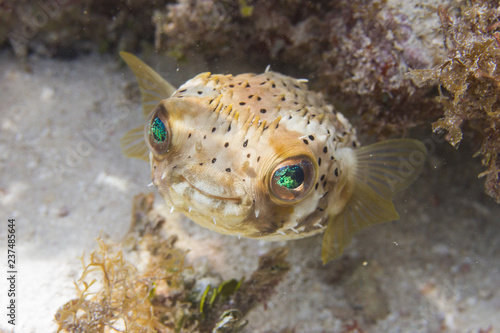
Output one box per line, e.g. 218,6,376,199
119,51,177,160
120,125,149,161
322,139,426,263
119,51,177,118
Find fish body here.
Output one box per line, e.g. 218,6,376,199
120,52,426,263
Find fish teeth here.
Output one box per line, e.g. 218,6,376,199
188,207,192,212
170,206,175,213
255,209,260,218
277,231,286,236
147,182,154,187
314,219,325,228
291,227,299,234
213,217,217,225
161,170,168,180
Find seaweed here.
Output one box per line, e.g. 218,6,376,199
411,1,500,202
55,193,290,333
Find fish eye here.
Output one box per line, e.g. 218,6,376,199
270,157,315,202
145,105,170,155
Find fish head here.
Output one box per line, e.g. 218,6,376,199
146,94,330,239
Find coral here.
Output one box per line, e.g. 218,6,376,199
411,1,500,203
55,193,290,333
1,0,169,60
154,0,443,137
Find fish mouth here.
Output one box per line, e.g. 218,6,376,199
181,176,242,203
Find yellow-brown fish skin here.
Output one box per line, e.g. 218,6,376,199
120,52,426,263
148,71,356,239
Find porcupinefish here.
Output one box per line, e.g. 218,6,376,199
120,52,426,263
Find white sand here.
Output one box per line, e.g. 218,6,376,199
0,52,499,333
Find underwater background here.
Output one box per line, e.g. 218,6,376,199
0,0,500,332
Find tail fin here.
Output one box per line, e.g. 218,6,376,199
322,139,426,263
119,51,177,160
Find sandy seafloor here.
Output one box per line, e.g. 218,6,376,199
0,51,499,333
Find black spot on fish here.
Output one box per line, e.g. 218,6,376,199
188,133,192,138
240,102,246,106
318,157,322,166
320,174,325,181
315,183,319,190
257,156,261,162
308,135,315,141
323,146,327,153
245,83,250,88
179,89,187,93
303,139,309,145
352,141,357,147
257,96,262,101
199,163,204,166
203,135,207,139
224,142,229,148
248,95,254,98
226,168,231,172
229,84,235,88
272,83,276,88
243,139,248,147
212,127,216,132
212,158,217,163
322,180,327,187
260,108,267,114
197,91,202,95
247,153,251,158
334,168,339,177
281,96,286,101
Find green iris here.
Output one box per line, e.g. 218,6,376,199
274,165,304,189
150,117,167,143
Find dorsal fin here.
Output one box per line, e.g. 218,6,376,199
322,139,426,263
119,52,177,160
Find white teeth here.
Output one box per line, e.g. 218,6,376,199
297,78,309,83
237,234,241,240
291,227,299,234
277,231,286,236
188,207,192,212
161,170,168,180
314,220,324,228
147,182,154,187
255,209,260,218
170,206,175,213
213,217,217,225
265,64,271,73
